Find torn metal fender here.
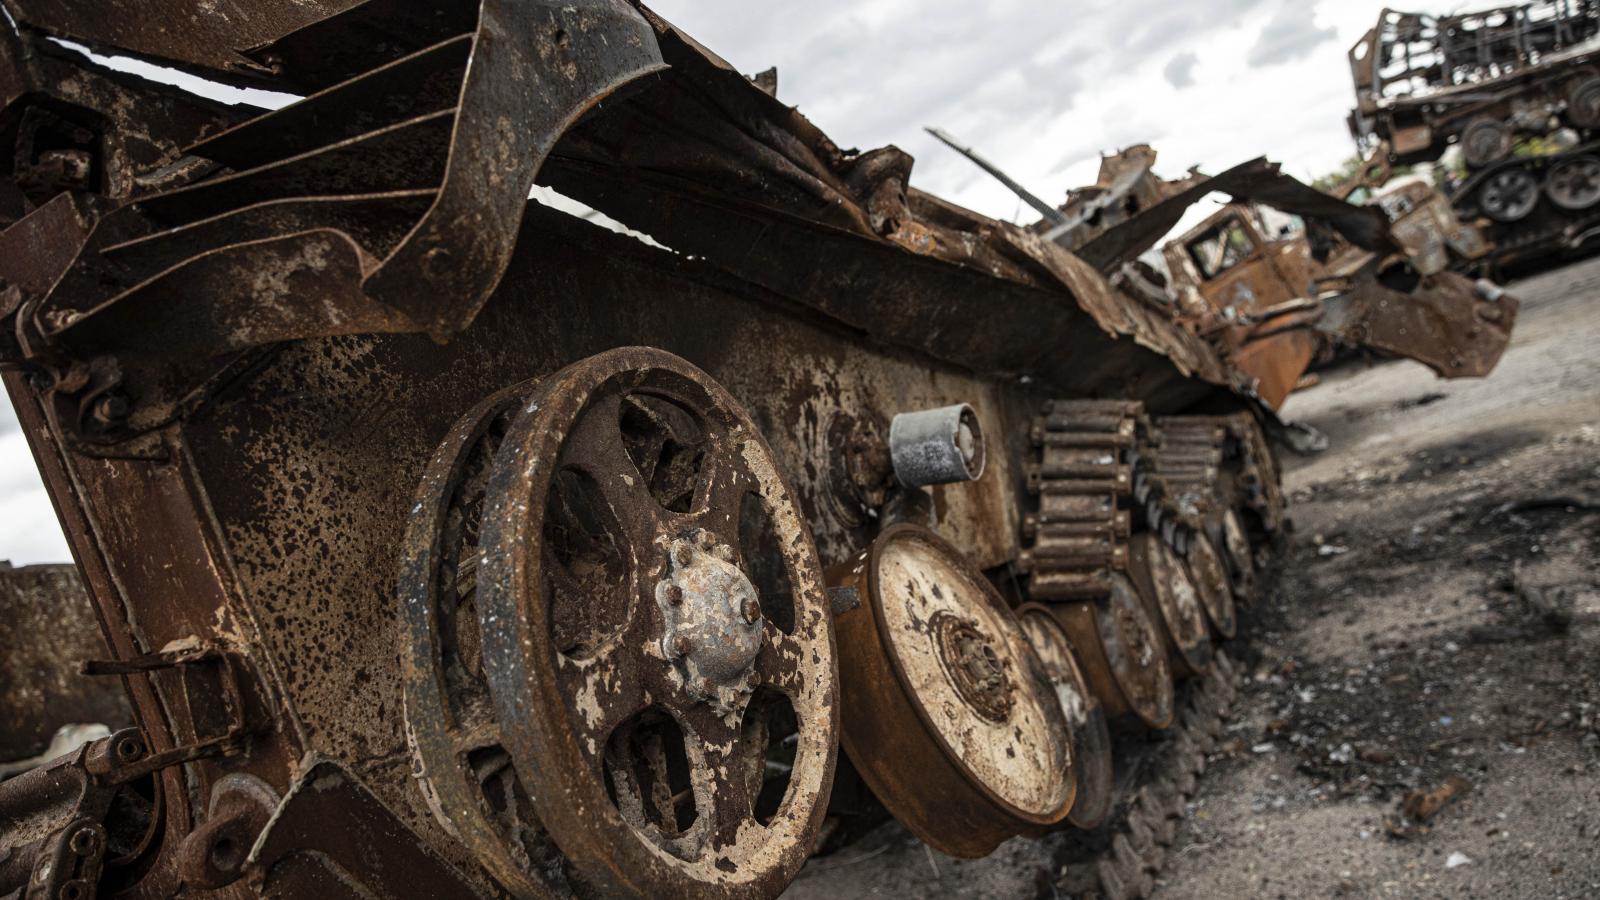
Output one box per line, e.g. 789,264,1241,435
1320,271,1521,378
363,0,667,337
1078,159,1398,274
23,0,666,356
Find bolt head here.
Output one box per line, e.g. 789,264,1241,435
665,584,684,605
698,529,716,549
742,599,762,624
672,634,692,657
675,545,695,567
93,393,130,425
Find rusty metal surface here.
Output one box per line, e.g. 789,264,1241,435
0,728,164,898
1126,535,1212,680
1321,271,1521,378
247,760,484,898
1347,4,1600,166
1078,158,1398,274
475,348,839,896
0,563,130,762
829,525,1073,859
1015,604,1114,831
1182,533,1238,641
1021,400,1140,600
1162,193,1519,405
1048,577,1174,730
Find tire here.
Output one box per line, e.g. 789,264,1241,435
1461,118,1513,169
1568,75,1600,130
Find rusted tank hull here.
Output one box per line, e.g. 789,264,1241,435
0,3,1291,897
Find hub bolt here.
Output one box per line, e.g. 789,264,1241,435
743,599,762,624
665,585,684,605
672,634,692,657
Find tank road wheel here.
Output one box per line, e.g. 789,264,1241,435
1545,156,1600,211
476,348,839,898
400,382,565,898
1567,76,1600,130
1479,168,1541,223
1184,533,1238,640
829,525,1075,858
1126,534,1213,679
1461,118,1513,169
1221,508,1256,593
1050,574,1176,730
1016,605,1115,830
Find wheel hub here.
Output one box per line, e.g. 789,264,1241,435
1480,169,1539,223
656,528,763,714
1545,157,1600,211
933,612,1016,723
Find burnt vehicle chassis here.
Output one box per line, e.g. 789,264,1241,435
1349,4,1600,273
0,3,1416,899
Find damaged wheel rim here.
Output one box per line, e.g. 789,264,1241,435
476,348,839,897
830,524,1074,858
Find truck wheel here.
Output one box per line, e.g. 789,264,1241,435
1568,76,1600,130
1461,118,1513,169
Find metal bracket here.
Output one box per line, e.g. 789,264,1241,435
81,645,252,784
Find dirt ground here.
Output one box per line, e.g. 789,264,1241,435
786,256,1600,899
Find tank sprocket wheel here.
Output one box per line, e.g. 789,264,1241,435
477,347,839,899
1544,156,1600,211
829,524,1075,858
399,382,567,897
1479,167,1540,223
1461,117,1513,169
1127,534,1212,679
1016,604,1114,830
1183,533,1238,639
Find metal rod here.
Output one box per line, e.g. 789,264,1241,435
924,126,1069,225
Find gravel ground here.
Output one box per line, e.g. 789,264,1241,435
1151,256,1600,899
785,256,1600,899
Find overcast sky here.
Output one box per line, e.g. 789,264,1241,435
0,1,1463,563
647,0,1398,220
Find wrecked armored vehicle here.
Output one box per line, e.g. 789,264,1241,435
0,3,1515,900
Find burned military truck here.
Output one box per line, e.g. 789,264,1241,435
1350,3,1600,271
0,3,1509,899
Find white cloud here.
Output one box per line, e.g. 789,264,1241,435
1247,2,1339,68
648,0,1393,218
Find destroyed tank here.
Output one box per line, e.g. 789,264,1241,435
1349,3,1600,272
0,3,1510,900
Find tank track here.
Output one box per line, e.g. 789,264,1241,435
1019,400,1144,598
1057,651,1244,900
1453,142,1600,273
1021,406,1282,898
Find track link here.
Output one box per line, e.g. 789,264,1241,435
1056,652,1244,900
